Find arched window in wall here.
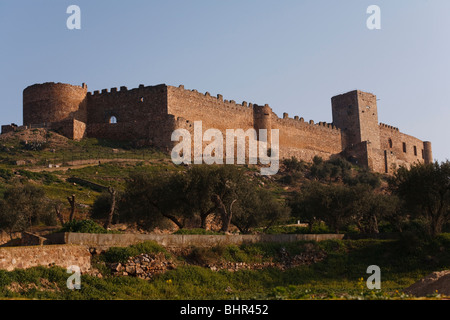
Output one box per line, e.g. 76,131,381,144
388,138,393,148
109,116,117,124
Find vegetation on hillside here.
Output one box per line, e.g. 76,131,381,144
0,129,448,239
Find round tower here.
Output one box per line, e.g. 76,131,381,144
23,82,88,126
253,104,272,140
423,141,433,164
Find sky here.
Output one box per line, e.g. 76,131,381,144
0,0,449,162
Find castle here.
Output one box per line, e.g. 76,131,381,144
1,82,433,174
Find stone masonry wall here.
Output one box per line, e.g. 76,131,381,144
87,84,168,124
357,91,381,150
86,84,173,147
49,232,345,249
168,85,254,135
331,90,361,148
168,85,343,163
0,245,91,272
273,116,343,161
379,124,426,172
50,118,87,141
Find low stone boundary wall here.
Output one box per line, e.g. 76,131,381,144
0,231,21,246
47,232,345,248
21,231,48,246
0,245,91,272
66,177,108,192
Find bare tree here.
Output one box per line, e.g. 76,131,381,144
212,194,237,233
104,187,117,229
67,194,76,222
54,202,65,225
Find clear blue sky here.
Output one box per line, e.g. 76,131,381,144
0,0,449,161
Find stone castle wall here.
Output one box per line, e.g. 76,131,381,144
168,85,254,132
379,123,426,172
15,82,433,173
87,84,168,124
167,85,344,162
84,84,176,148
273,115,342,161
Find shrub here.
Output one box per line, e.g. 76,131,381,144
0,168,13,181
17,170,60,184
90,191,119,221
0,185,49,237
20,140,48,151
223,245,251,262
173,228,223,235
187,247,221,265
59,219,108,234
102,241,169,263
344,169,381,189
264,223,331,234
282,157,306,173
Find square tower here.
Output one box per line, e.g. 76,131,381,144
331,90,380,150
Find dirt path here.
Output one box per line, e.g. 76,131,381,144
25,158,154,172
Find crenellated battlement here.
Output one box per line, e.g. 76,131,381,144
168,84,342,135
88,84,166,97
169,84,254,114
276,112,340,134
379,122,399,132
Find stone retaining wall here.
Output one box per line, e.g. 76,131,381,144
0,245,91,272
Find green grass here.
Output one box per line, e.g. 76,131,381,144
0,132,171,177
1,236,447,300
101,241,171,264
57,219,116,234
0,264,438,300
264,223,332,234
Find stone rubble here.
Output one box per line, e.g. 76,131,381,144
206,249,327,272
109,252,176,280
107,247,326,279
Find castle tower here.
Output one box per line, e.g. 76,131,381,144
23,82,88,126
253,104,272,143
331,90,380,150
423,141,433,164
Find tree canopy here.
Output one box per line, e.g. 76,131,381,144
118,165,289,233
389,161,450,237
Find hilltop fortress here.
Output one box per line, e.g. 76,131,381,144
1,82,433,174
